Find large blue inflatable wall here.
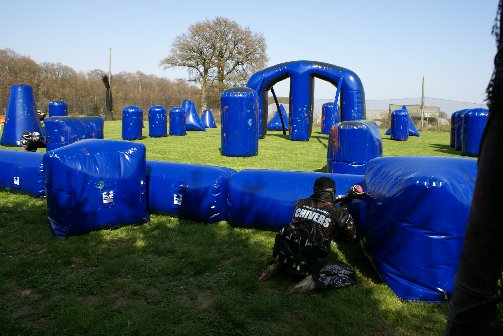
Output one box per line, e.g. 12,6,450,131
44,117,104,151
359,156,477,302
0,150,45,196
146,161,235,223
227,170,364,230
44,139,149,237
247,60,365,141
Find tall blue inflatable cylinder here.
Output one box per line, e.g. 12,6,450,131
169,107,186,136
221,87,258,157
450,110,460,148
0,84,44,146
455,110,468,150
462,108,488,157
327,121,382,174
390,108,409,141
122,106,143,140
48,100,68,117
321,102,340,135
148,105,167,137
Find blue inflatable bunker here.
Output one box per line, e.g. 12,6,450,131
385,106,419,137
0,150,45,196
461,108,488,157
44,139,149,237
44,116,104,151
1,84,44,147
182,100,206,131
267,104,289,131
220,87,259,157
321,102,340,135
247,60,365,141
201,109,217,128
146,161,235,222
48,100,68,117
227,170,364,230
169,107,186,136
360,156,477,302
327,121,382,174
148,105,167,137
454,110,468,151
122,106,143,140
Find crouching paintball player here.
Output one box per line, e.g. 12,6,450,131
259,176,364,293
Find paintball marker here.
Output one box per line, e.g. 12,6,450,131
333,184,364,206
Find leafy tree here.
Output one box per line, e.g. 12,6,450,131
160,16,268,109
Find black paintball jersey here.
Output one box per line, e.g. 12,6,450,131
273,195,356,276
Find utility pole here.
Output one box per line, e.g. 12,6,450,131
420,76,425,131
109,48,112,86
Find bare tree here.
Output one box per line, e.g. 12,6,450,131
160,16,268,109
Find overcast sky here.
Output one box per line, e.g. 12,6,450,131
0,0,499,103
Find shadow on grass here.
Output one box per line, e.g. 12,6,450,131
314,165,328,173
0,189,448,336
266,132,290,140
311,134,329,150
337,240,383,284
430,143,462,156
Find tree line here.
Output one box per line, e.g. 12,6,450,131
0,48,201,118
1,17,269,119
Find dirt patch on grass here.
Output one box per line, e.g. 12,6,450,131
196,291,214,310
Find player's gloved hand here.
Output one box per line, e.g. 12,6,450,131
347,184,364,199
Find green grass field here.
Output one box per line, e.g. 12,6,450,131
0,122,466,335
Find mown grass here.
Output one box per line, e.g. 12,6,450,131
0,122,467,335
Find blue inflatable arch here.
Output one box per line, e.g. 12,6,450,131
246,60,366,141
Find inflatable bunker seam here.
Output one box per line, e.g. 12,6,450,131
146,161,236,223
44,139,149,237
0,150,45,197
227,169,364,230
360,156,477,302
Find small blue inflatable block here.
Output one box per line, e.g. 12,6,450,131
146,161,235,222
44,117,104,151
0,150,45,196
361,156,477,302
44,139,149,237
227,169,364,230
